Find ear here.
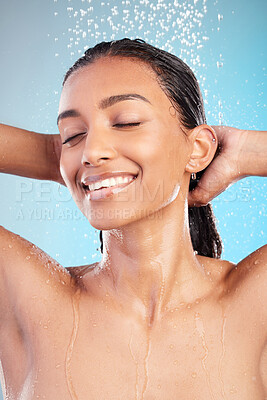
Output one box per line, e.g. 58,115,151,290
185,125,218,174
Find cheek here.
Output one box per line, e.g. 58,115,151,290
167,143,185,176
141,133,185,177
59,151,80,187
146,136,188,202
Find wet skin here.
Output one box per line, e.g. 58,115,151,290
0,57,266,399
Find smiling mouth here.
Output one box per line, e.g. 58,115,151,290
82,174,138,200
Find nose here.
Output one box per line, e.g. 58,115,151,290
81,128,118,167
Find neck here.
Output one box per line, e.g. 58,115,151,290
94,197,212,327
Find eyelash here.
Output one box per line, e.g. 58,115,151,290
62,132,86,145
62,123,141,144
114,122,141,128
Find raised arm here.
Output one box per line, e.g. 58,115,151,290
0,123,63,184
190,127,267,336
0,126,67,342
237,128,267,178
188,127,267,207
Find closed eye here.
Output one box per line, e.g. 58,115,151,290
62,132,86,145
113,122,141,128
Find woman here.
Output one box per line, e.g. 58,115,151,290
0,39,266,399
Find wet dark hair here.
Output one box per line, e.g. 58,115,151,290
63,38,222,258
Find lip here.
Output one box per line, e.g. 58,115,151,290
83,174,138,201
82,171,138,185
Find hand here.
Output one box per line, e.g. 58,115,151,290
188,126,248,207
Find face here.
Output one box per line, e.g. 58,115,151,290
58,57,191,230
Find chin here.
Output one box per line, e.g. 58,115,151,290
85,215,134,231
81,204,161,231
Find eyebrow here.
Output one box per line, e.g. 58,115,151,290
99,93,151,109
57,109,81,125
57,93,151,125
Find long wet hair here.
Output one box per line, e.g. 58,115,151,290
63,38,222,258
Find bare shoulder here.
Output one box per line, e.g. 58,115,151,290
0,225,72,323
228,244,267,288
0,225,71,283
196,253,236,284
237,244,267,271
226,244,267,335
198,248,267,328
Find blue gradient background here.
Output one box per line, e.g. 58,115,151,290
0,0,266,397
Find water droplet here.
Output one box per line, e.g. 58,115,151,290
191,372,197,378
173,360,178,365
157,384,161,389
230,385,237,393
25,255,31,260
56,364,61,369
169,344,174,349
65,288,81,399
8,244,12,249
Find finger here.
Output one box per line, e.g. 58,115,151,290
188,157,236,207
188,178,230,207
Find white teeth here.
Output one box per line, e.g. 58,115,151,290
101,178,111,187
86,175,135,192
110,177,117,186
117,177,124,185
94,181,103,190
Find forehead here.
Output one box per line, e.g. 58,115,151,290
59,57,171,111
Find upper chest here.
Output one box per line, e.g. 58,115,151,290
2,270,266,400
27,290,265,399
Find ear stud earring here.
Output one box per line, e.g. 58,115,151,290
191,172,196,180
